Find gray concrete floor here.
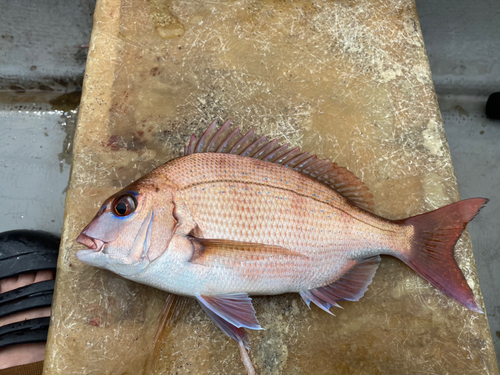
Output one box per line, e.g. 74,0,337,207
0,105,76,233
0,0,498,369
0,0,95,92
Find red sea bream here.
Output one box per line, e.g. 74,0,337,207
76,120,487,373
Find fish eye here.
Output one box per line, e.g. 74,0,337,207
112,195,137,217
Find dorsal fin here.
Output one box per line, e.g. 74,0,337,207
185,120,374,211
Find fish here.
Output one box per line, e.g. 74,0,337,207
76,119,487,373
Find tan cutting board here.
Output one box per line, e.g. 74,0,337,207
44,0,499,373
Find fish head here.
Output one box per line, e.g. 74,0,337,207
75,176,177,276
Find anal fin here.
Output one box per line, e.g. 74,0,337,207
300,256,381,314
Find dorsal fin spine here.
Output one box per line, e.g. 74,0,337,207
276,147,301,164
217,128,242,153
286,152,310,168
263,144,289,162
241,136,267,157
207,119,232,152
254,139,278,160
229,129,254,154
296,155,317,169
186,134,197,155
303,160,327,175
195,120,218,153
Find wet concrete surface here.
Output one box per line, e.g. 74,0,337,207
0,104,77,234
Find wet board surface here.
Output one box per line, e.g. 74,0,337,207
44,0,499,374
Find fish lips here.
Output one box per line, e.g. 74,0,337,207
76,232,105,251
75,232,109,267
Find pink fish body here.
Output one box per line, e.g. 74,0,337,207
76,120,487,372
126,152,403,296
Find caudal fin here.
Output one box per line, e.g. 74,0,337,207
399,198,488,313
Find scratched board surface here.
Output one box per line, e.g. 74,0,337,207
44,0,498,374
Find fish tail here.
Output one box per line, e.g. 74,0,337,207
397,198,488,313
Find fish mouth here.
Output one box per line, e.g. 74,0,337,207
76,233,105,252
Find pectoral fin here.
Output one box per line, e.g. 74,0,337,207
189,237,307,267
